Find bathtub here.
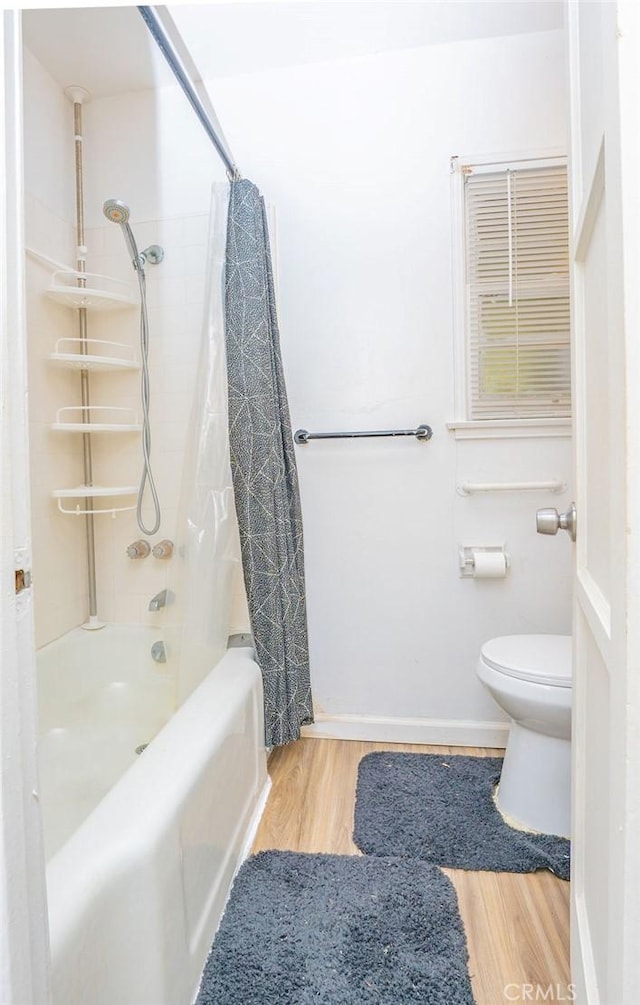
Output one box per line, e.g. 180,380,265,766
37,625,269,1005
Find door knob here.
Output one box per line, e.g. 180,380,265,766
536,502,577,542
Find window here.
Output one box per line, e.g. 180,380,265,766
452,154,571,426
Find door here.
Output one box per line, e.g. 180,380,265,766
0,11,51,1004
568,2,640,1001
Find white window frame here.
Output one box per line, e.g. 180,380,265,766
448,148,572,440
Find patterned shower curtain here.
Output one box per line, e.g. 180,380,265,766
224,179,313,747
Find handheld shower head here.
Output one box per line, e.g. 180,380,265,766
103,198,141,269
102,199,164,271
102,198,163,536
103,198,130,224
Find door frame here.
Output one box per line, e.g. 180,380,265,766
567,1,640,1001
0,11,51,1004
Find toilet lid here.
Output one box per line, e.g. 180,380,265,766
480,634,572,688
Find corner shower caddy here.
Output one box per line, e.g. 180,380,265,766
49,270,141,517
46,269,138,311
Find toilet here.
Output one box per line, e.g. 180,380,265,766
477,634,572,838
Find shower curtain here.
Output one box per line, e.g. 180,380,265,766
225,179,313,747
164,183,241,707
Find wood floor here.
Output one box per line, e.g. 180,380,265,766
252,737,571,1005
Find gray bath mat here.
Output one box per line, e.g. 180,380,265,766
195,850,475,1005
353,753,570,881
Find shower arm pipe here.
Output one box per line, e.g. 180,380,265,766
137,6,241,181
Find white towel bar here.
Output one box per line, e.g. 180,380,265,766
458,480,566,496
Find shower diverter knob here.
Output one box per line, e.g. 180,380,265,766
126,540,151,559
536,503,577,542
152,539,174,559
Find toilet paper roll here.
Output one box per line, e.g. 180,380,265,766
472,551,507,578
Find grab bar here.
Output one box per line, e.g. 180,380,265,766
294,424,433,445
457,480,566,496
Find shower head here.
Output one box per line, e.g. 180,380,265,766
102,199,164,271
103,198,141,269
103,198,130,225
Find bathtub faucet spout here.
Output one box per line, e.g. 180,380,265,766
148,589,168,611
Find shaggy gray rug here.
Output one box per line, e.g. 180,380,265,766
353,753,570,881
195,850,475,1005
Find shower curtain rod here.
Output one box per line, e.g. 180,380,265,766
137,6,241,180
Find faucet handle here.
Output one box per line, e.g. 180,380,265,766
152,539,174,559
127,540,150,559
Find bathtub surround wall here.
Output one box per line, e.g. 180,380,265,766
225,179,313,746
84,210,216,627
22,62,243,645
23,49,87,647
81,87,240,639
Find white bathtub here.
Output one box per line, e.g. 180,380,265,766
37,625,269,1005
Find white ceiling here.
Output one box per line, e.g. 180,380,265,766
22,6,175,97
23,2,564,100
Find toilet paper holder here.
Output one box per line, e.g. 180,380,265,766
458,545,510,578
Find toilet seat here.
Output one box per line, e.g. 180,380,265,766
480,634,571,688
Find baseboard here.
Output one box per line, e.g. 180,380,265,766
301,713,509,748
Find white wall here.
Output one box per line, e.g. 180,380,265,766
203,28,572,740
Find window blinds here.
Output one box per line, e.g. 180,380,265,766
464,164,571,420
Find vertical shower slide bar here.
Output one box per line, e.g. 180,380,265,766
66,85,102,629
